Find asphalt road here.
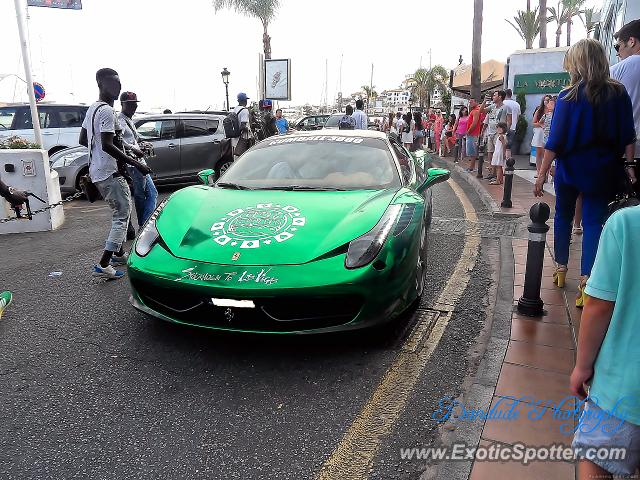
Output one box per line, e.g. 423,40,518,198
0,174,496,480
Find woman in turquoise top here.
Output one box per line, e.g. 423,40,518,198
534,39,636,307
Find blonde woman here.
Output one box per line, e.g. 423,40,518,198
534,39,636,307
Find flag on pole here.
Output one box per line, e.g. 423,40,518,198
27,0,82,9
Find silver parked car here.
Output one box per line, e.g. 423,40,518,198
51,113,233,194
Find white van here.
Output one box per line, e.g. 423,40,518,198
0,104,89,156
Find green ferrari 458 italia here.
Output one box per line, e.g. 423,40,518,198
128,130,450,334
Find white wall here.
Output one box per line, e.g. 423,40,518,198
506,47,569,154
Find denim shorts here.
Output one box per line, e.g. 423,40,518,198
572,400,640,476
465,135,478,156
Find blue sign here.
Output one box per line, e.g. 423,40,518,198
33,83,45,102
27,0,82,9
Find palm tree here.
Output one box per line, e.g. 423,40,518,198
471,0,483,100
580,6,599,38
547,2,570,47
506,7,541,49
562,0,586,46
361,85,377,111
213,0,280,59
539,0,548,47
408,66,448,109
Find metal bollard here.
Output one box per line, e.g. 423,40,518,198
517,202,550,317
501,157,516,208
476,140,485,178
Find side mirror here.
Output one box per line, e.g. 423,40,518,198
417,167,450,193
197,168,216,186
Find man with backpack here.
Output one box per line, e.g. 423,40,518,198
338,105,356,130
223,92,254,158
78,68,151,280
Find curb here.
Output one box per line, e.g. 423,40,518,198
431,156,525,219
427,237,515,480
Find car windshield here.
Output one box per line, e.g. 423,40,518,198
219,135,400,191
323,115,342,128
0,107,18,130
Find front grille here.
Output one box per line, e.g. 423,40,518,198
132,279,363,332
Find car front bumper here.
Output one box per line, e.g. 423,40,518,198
127,238,419,335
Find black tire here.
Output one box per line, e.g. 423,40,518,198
74,167,89,198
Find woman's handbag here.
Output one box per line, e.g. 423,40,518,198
607,174,640,218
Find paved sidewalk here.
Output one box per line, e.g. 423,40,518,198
438,154,583,479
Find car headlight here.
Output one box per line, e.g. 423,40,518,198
345,204,402,269
134,200,168,256
51,151,86,168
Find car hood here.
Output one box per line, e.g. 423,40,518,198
156,186,398,266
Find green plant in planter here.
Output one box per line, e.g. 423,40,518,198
516,92,526,113
0,136,40,149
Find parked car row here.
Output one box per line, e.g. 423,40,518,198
50,113,233,193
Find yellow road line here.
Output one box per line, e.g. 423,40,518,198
316,177,480,480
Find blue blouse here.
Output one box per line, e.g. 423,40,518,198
545,86,636,195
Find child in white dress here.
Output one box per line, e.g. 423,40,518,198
490,122,508,185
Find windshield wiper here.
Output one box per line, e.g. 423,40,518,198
216,182,253,190
256,185,348,191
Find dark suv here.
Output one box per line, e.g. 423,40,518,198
51,113,233,193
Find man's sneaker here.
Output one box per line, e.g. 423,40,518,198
92,265,125,280
110,253,129,267
0,291,13,319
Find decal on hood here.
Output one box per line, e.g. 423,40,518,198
210,203,306,248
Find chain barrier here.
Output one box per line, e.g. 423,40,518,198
0,191,85,224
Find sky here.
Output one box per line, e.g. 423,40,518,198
0,0,600,112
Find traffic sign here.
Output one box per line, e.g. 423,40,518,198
33,82,45,102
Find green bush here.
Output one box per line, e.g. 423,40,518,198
0,135,40,149
516,92,526,113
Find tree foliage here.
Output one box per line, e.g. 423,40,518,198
506,7,541,49
213,0,280,58
409,66,448,109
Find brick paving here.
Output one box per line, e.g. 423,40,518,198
440,154,583,479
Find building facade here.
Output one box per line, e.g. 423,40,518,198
596,0,640,64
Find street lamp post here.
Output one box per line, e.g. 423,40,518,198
221,67,230,112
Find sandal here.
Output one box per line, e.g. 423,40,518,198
576,276,588,308
572,225,583,235
553,265,567,288
489,179,503,185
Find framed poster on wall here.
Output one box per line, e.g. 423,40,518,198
264,59,291,100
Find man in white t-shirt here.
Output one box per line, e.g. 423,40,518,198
503,88,521,158
79,68,151,280
232,92,253,158
611,20,640,183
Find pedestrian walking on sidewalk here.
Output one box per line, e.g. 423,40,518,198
119,91,158,227
383,112,394,134
433,110,444,155
533,39,637,307
79,68,151,280
443,114,456,157
275,109,289,135
398,112,414,150
413,111,425,150
481,90,508,180
453,106,469,162
489,122,507,185
503,88,520,158
610,19,640,194
531,95,551,177
230,93,254,157
570,205,640,479
465,99,482,171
